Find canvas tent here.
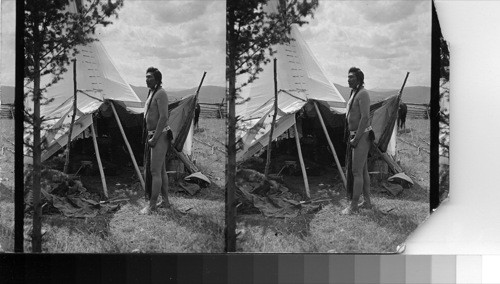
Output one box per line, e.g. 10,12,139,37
24,0,197,197
236,19,348,197
236,2,402,199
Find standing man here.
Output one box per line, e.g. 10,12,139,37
141,67,172,214
343,67,374,215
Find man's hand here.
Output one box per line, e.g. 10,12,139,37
349,137,359,148
148,137,158,148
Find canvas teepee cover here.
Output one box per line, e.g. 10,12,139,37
236,23,346,162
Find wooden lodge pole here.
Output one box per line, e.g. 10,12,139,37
397,72,410,100
109,101,145,190
313,101,347,189
293,122,310,199
63,59,78,174
264,58,278,178
90,116,108,198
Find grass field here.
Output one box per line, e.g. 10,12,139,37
0,118,15,252
0,116,431,253
0,118,225,253
236,118,430,253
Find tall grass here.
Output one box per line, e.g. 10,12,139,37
237,117,430,253
0,118,15,252
17,118,225,253
396,119,430,190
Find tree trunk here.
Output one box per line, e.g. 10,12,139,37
225,8,237,252
64,59,77,174
32,47,42,253
264,58,278,178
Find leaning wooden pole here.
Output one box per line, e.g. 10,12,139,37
264,58,278,178
397,72,410,100
380,72,410,151
90,117,108,199
293,122,310,199
313,101,347,189
194,72,207,100
109,101,145,190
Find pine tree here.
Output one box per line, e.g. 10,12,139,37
24,0,123,252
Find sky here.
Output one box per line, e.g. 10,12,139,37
297,1,431,89
0,0,226,90
1,0,430,90
94,0,226,89
0,0,15,87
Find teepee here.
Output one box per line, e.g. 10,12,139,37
236,6,347,197
24,0,198,197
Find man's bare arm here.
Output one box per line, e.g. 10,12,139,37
353,90,371,143
151,89,169,144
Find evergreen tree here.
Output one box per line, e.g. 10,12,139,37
24,0,123,252
225,0,318,251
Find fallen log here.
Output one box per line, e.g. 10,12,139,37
372,144,403,174
173,149,199,174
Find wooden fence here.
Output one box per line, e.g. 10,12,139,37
0,105,14,119
199,99,226,119
406,103,429,119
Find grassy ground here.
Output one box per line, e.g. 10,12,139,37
12,118,225,253
236,118,430,253
396,119,430,188
0,118,15,252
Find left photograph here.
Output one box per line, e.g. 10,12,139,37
9,0,225,252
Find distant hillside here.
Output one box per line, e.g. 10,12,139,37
334,83,430,104
0,86,15,105
130,85,225,104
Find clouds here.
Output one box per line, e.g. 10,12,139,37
1,0,429,91
356,1,422,24
92,0,225,89
298,0,431,89
146,1,209,24
0,0,224,90
1,0,16,86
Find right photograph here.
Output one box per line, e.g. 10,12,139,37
226,0,431,253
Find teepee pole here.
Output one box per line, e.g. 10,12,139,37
293,122,310,199
194,71,207,100
313,101,347,189
265,58,278,178
109,101,145,190
90,116,108,199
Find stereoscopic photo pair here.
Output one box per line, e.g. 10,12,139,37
2,0,448,254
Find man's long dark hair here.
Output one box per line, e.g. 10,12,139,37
348,66,364,88
146,66,162,91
